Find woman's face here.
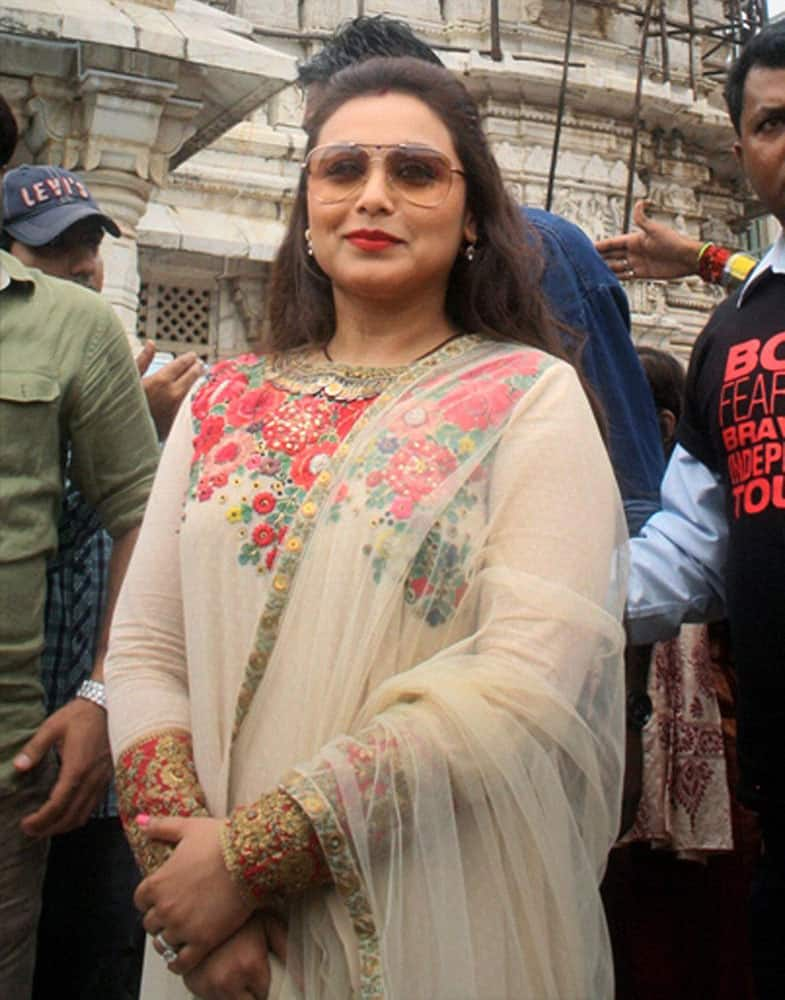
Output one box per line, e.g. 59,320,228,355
306,92,475,307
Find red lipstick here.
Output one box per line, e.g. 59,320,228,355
345,229,403,252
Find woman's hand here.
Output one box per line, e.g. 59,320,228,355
134,815,256,975
183,912,288,1000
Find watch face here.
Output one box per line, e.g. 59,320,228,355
626,692,653,731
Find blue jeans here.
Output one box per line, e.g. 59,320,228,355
32,816,144,1000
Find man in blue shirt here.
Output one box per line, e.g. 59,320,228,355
626,23,785,998
297,16,665,535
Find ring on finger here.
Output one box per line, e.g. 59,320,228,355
154,931,180,965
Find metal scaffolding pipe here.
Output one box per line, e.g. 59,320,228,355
623,0,656,233
659,1,670,83
490,0,502,61
545,0,577,212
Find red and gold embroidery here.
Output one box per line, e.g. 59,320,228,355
220,788,331,902
116,729,208,875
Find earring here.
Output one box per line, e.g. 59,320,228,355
464,242,476,262
305,228,314,256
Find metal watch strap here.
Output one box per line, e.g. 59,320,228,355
76,678,107,711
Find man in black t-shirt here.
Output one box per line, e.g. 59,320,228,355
626,23,785,1000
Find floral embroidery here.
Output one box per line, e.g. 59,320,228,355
383,438,458,500
189,356,375,572
221,788,331,904
225,339,552,742
115,729,209,875
405,523,474,627
324,348,550,622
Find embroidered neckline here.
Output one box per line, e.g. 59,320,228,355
267,335,477,401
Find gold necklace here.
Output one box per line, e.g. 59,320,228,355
322,332,462,365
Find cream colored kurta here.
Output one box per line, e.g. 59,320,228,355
107,338,627,1000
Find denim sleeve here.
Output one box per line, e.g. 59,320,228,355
529,209,665,534
626,445,727,644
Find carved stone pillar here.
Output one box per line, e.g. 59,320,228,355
26,68,201,337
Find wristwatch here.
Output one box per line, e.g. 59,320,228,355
626,691,653,732
76,678,107,711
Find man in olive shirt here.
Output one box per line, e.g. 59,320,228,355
0,95,159,996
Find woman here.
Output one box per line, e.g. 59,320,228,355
106,57,626,999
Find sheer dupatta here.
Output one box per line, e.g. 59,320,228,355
108,338,626,999
232,345,626,998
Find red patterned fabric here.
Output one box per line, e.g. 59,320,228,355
622,625,732,853
221,788,330,902
116,729,209,874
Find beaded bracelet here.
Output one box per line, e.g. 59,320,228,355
697,242,731,285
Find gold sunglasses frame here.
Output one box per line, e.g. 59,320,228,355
302,142,466,208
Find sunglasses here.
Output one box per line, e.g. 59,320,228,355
303,143,466,208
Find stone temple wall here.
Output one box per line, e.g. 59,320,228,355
134,0,751,361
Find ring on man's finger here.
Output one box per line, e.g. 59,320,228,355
154,931,180,965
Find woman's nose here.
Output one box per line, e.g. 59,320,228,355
353,158,395,213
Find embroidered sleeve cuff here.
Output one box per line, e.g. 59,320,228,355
116,729,209,875
220,788,331,904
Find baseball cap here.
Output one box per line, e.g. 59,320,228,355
1,165,120,246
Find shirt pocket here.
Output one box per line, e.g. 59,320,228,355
0,372,61,477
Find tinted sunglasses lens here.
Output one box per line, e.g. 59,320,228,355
387,148,453,206
308,146,369,203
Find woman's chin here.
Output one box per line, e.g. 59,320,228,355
331,266,439,304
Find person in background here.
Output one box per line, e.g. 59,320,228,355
626,22,785,998
297,15,664,534
604,345,758,1000
0,101,160,998
636,347,687,458
1,162,203,999
0,164,203,439
596,199,759,292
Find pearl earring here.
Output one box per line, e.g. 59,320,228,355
464,243,476,262
305,228,314,256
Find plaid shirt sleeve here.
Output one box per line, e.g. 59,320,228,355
41,482,116,817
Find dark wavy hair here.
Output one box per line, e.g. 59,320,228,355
268,57,575,372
